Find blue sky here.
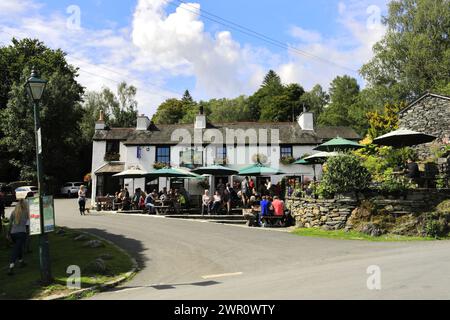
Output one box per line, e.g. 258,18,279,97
0,0,389,115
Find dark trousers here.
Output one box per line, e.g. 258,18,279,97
78,199,86,215
10,232,27,265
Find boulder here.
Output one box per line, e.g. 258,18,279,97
82,240,105,248
73,235,88,241
85,258,108,275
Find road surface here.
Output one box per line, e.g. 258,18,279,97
9,199,450,299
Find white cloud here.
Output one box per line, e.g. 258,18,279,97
131,0,265,99
290,26,322,43
278,0,388,90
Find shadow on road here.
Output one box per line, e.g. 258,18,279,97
74,228,148,270
102,280,221,294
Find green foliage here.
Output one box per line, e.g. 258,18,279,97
299,84,329,120
152,98,185,124
367,103,403,140
153,162,169,169
317,75,371,135
280,156,295,165
317,154,371,198
361,0,450,102
424,212,449,239
198,179,210,190
378,168,416,194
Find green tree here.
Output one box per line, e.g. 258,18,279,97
318,75,360,128
152,98,185,124
299,84,329,119
360,0,450,101
109,82,138,128
0,38,85,185
248,70,285,121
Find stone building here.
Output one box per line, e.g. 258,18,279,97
399,93,450,159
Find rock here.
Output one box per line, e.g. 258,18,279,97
82,240,105,248
361,223,385,237
321,225,332,231
56,229,66,236
385,205,395,212
74,235,88,241
98,254,114,260
86,258,108,275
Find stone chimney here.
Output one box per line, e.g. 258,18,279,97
297,112,314,131
95,110,105,130
136,114,151,131
195,106,206,129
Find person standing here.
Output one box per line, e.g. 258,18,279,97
241,177,249,208
7,199,30,275
78,185,87,216
223,183,233,215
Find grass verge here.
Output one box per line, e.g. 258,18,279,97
291,227,438,242
0,224,134,300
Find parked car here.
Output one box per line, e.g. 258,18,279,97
0,183,15,206
15,186,38,200
61,182,84,198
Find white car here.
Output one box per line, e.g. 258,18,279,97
15,186,39,199
61,182,84,198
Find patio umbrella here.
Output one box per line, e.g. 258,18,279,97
238,163,286,176
373,129,437,148
294,158,319,181
145,168,203,189
314,136,363,152
304,152,339,164
113,167,149,194
192,165,239,176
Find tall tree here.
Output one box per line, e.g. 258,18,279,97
299,84,329,119
0,39,85,185
360,0,450,102
318,75,360,128
152,98,185,124
248,70,285,121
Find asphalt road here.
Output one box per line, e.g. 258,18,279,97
8,199,450,299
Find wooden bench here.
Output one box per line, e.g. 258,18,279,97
95,197,114,211
261,215,286,227
154,205,174,215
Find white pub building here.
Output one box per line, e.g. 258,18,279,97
90,109,359,204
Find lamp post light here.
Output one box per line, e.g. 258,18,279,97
25,68,52,285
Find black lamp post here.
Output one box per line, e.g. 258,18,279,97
25,68,52,284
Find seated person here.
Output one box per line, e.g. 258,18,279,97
144,192,155,214
405,158,420,179
132,188,141,209
202,190,212,215
272,196,285,217
211,191,222,214
259,196,272,226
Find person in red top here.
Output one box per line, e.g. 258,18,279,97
272,196,285,216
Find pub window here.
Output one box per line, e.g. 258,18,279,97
156,146,171,164
216,146,227,163
106,140,120,154
280,145,293,158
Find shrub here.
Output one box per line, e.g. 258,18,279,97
153,162,169,169
317,154,371,198
423,212,450,238
280,156,295,165
378,168,416,194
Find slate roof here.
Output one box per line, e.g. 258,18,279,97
399,92,450,115
93,122,360,146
